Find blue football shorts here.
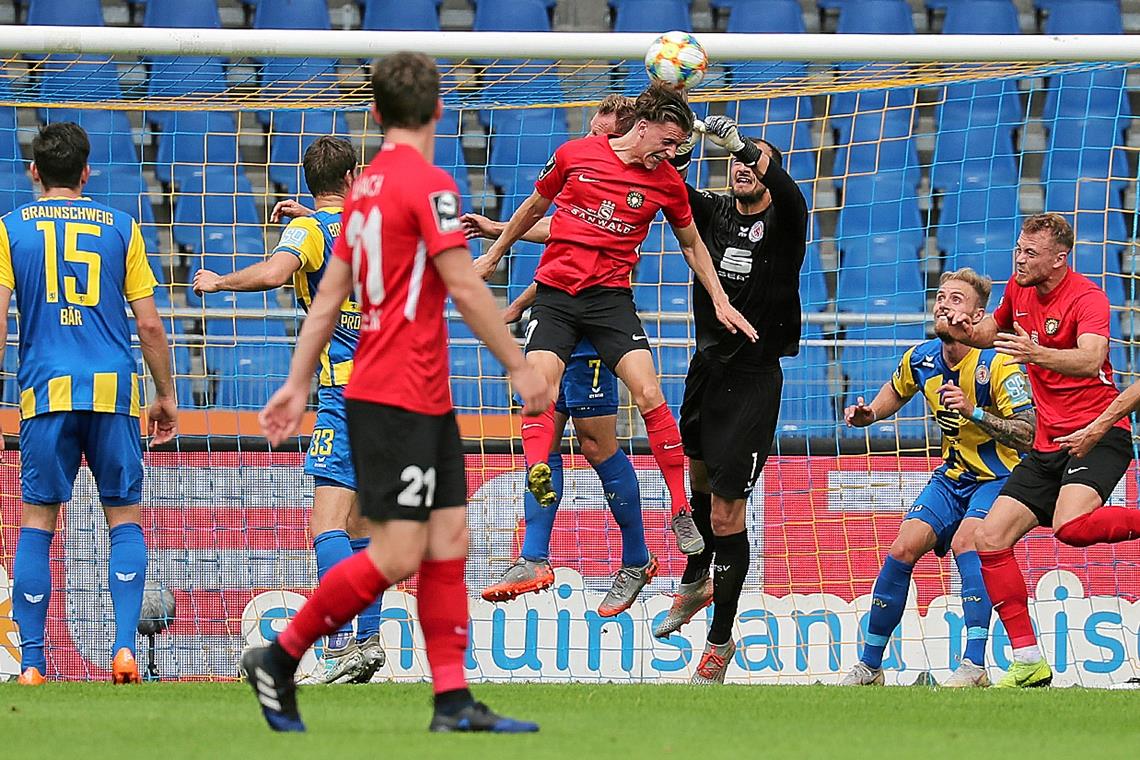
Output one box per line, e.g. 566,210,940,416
20,411,142,507
306,385,357,491
905,471,1004,556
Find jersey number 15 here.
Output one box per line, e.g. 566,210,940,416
37,221,102,307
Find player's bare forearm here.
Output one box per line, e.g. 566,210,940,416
961,315,999,348
1080,378,1140,432
288,257,351,387
1028,341,1106,378
436,248,528,373
217,253,299,292
485,192,552,265
129,296,176,399
521,216,552,245
505,282,539,323
972,408,1036,454
868,383,906,423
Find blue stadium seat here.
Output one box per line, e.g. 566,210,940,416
435,109,470,202
449,342,511,415
837,0,914,33
252,0,330,29
937,79,1024,136
38,56,121,112
797,182,830,312
474,0,551,31
141,0,221,27
931,125,1019,193
146,57,228,108
0,95,32,215
638,219,689,287
836,173,925,253
173,168,261,252
207,343,293,409
942,0,1019,33
1043,69,1130,128
724,0,804,33
937,182,1019,297
1042,1,1122,34
358,0,440,30
831,102,920,188
266,110,349,195
778,323,834,437
156,111,241,187
1042,115,1129,193
486,109,568,194
842,320,929,440
648,319,692,417
83,164,160,253
634,281,690,314
836,234,925,314
1044,179,1127,305
168,344,197,409
612,0,691,31
193,226,267,274
26,0,103,25
203,291,287,338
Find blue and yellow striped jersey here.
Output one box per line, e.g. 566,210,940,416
892,339,1033,482
0,196,156,420
273,208,360,387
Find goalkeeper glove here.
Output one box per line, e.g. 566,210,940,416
698,115,762,166
668,124,701,172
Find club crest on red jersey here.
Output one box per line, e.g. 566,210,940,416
1045,317,1060,335
626,190,644,209
598,199,616,220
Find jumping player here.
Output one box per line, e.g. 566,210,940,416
2,122,178,685
466,95,654,615
242,52,549,733
475,85,756,564
839,268,1035,688
942,212,1140,688
194,136,385,685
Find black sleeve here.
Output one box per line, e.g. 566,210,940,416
685,183,718,230
757,160,808,235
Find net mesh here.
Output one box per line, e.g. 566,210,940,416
0,49,1138,685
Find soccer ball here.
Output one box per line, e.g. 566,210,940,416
644,31,708,91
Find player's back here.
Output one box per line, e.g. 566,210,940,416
334,142,467,416
0,196,154,418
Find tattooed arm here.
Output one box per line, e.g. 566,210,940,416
971,408,1036,454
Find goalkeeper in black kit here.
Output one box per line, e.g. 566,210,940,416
655,116,808,684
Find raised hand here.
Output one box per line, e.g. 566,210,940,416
844,396,877,427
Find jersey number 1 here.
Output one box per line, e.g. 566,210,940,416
37,221,101,307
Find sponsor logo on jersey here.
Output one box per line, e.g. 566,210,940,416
568,203,635,234
1045,317,1060,335
975,363,990,386
598,199,616,221
919,355,936,369
748,220,765,242
720,246,752,276
626,190,644,209
279,226,308,249
430,191,461,233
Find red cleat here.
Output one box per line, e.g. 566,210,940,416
16,667,45,686
481,558,555,602
111,648,141,684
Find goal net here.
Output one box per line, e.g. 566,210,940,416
0,27,1137,686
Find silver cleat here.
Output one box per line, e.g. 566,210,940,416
653,574,714,638
691,640,736,685
597,555,659,617
351,634,387,684
671,511,706,556
941,659,990,688
298,637,366,685
839,661,884,686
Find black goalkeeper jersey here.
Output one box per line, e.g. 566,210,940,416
688,159,808,371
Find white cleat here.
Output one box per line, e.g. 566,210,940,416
839,661,884,686
941,659,990,688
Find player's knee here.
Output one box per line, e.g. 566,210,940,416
577,433,617,466
632,383,666,412
950,521,980,556
973,519,1009,553
887,538,924,565
710,499,746,535
370,545,418,584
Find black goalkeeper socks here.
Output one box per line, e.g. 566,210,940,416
708,530,750,645
681,491,714,584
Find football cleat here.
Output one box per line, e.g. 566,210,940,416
111,648,141,685
942,659,990,688
242,646,306,732
653,574,714,638
671,511,706,556
598,554,659,617
481,557,555,603
351,634,387,684
16,667,45,686
301,634,366,685
526,462,557,508
994,658,1052,689
839,661,884,686
691,640,736,685
429,701,539,733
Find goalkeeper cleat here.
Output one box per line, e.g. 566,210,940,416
351,634,387,684
429,701,540,733
942,659,990,688
481,557,555,603
994,658,1052,689
16,667,46,686
839,662,884,686
671,511,706,556
598,554,659,617
111,648,141,685
653,574,714,638
691,640,736,685
242,646,306,733
527,462,557,508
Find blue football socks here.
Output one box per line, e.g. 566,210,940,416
862,556,913,670
108,522,147,657
954,550,993,665
595,450,649,567
12,527,53,673
521,454,563,562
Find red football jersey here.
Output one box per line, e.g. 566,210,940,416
993,269,1127,451
533,133,693,295
332,142,467,415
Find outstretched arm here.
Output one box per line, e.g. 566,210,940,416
844,382,907,427
674,221,757,341
473,191,553,280
193,251,301,295
461,212,551,245
1056,377,1140,457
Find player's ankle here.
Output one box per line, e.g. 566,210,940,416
1011,645,1042,664
433,688,475,716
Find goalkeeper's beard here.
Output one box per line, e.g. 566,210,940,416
731,186,767,205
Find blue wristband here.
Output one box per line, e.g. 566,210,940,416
970,406,985,421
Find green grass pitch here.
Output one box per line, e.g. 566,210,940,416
1,682,1137,759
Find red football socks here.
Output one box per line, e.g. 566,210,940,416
418,557,470,695
1055,507,1140,547
277,551,390,660
979,548,1038,649
521,403,556,470
643,402,688,518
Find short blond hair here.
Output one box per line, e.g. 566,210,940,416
1022,212,1074,252
597,94,637,133
939,267,992,309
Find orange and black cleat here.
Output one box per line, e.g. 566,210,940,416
111,648,141,684
481,558,555,602
16,667,45,686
